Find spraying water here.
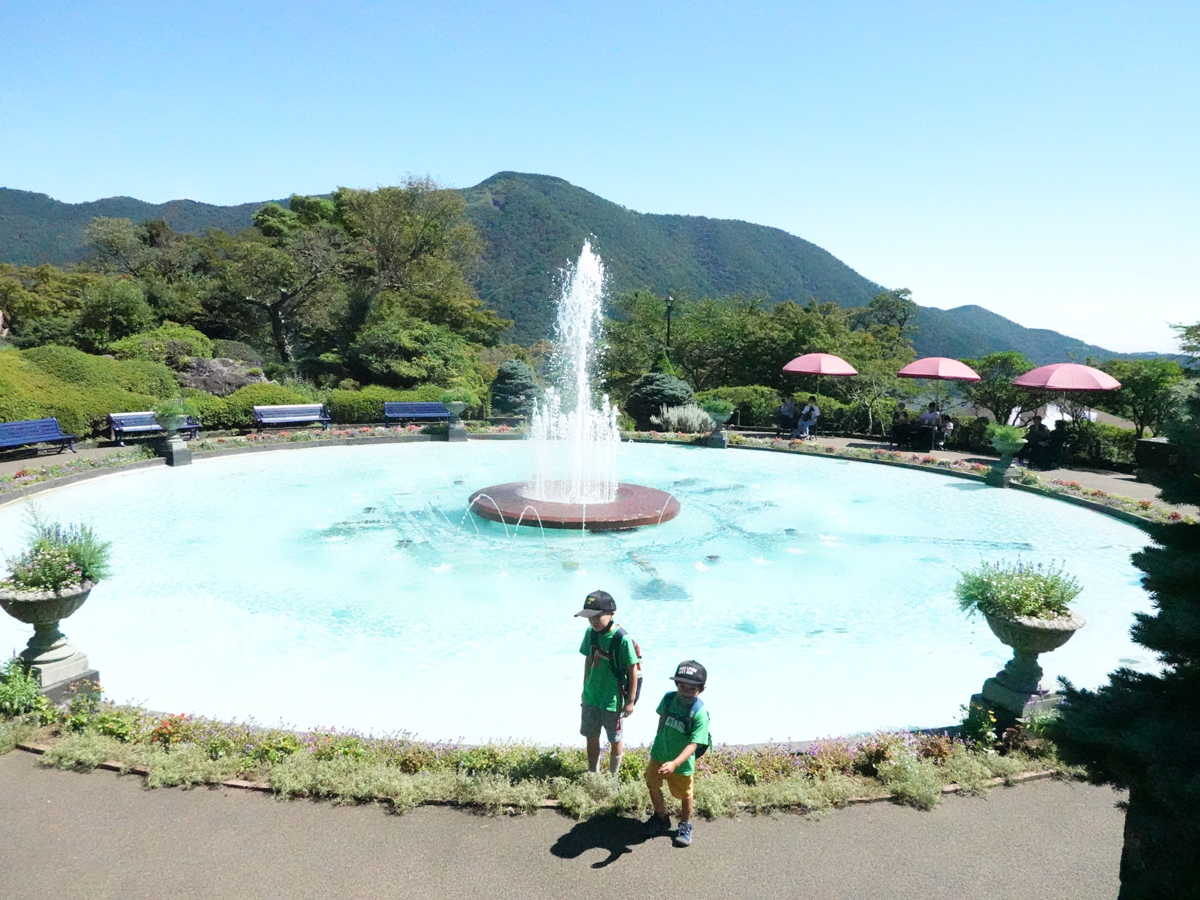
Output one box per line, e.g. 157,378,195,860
526,241,621,504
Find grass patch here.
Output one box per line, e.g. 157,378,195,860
5,699,1073,817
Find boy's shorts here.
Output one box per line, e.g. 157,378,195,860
645,759,695,801
580,703,623,743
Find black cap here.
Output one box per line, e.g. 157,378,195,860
672,660,707,686
575,590,616,617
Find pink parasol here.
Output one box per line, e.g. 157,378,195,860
782,353,858,376
1012,363,1121,392
897,357,980,382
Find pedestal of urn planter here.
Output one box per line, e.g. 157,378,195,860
706,412,733,448
974,609,1086,720
985,439,1026,487
162,434,193,466
445,402,468,442
0,582,99,694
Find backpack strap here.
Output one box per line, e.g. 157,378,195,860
658,690,677,738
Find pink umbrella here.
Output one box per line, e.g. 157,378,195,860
897,357,981,382
782,352,858,376
1012,363,1121,391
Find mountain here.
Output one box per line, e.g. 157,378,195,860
0,177,1153,363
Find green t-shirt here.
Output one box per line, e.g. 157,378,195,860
650,691,710,776
579,624,638,712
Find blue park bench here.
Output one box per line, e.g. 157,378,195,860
107,411,201,444
253,404,331,429
0,418,77,455
383,402,451,423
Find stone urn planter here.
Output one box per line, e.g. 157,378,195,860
445,401,468,442
156,414,193,467
977,608,1086,717
985,437,1027,487
706,411,733,448
0,581,96,687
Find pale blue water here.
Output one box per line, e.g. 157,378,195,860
0,442,1155,744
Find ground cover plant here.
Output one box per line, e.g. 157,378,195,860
0,690,1067,818
0,448,156,500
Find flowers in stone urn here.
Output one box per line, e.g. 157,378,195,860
1,508,113,688
2,508,112,594
154,396,199,435
956,559,1086,718
956,559,1081,621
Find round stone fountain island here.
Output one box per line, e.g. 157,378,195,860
468,482,680,531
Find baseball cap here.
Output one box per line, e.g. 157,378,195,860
672,660,707,686
575,590,616,617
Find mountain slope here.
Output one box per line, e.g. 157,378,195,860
0,177,1154,363
461,172,883,343
0,188,269,265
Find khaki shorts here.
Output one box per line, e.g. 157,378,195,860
645,760,694,801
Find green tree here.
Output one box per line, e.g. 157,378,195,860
1096,359,1186,438
624,373,693,429
490,359,537,414
72,279,155,353
348,310,476,390
960,351,1040,423
849,288,918,335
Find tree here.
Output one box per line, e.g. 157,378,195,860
1096,359,1186,438
72,279,155,353
490,359,537,414
625,373,693,429
849,288,917,335
961,351,1040,423
334,180,509,345
348,310,476,390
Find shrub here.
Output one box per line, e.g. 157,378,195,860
650,403,714,433
109,322,213,369
210,340,263,366
955,559,1081,620
698,397,734,416
625,373,693,429
329,384,446,424
1067,421,1139,467
695,386,779,428
218,383,309,430
1,506,113,591
0,657,43,717
490,359,537,415
180,389,230,430
0,347,174,435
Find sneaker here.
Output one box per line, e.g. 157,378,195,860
673,821,693,847
643,813,670,836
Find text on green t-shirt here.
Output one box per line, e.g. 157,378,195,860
650,691,710,776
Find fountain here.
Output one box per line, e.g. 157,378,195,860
468,242,681,530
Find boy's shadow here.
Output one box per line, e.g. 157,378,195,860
550,816,650,868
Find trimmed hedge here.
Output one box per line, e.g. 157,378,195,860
330,384,448,424
181,383,309,430
0,347,176,436
695,386,780,428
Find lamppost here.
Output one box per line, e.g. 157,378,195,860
665,294,675,356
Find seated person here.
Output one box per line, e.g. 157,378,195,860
776,397,798,435
793,396,820,438
890,405,912,447
1025,415,1052,469
917,402,941,428
937,413,954,449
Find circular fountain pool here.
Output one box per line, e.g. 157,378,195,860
0,441,1154,744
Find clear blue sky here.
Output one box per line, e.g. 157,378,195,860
2,1,1196,352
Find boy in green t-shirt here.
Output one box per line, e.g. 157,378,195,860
575,590,640,775
644,660,710,848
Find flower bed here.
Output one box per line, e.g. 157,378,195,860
0,448,157,501
0,690,1065,817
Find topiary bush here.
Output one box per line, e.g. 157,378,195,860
695,386,780,428
625,373,693,430
109,322,213,369
210,340,263,366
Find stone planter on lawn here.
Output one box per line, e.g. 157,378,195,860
0,581,99,694
975,608,1086,719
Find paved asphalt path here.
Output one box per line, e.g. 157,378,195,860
0,751,1122,900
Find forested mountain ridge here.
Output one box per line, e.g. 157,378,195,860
0,176,1153,363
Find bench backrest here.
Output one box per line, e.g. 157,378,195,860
108,412,160,429
383,402,450,418
253,404,326,421
0,418,70,446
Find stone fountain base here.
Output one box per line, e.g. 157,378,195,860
468,483,680,531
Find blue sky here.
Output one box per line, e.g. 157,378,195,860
2,1,1196,352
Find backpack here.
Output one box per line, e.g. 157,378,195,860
588,626,644,704
658,691,710,759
